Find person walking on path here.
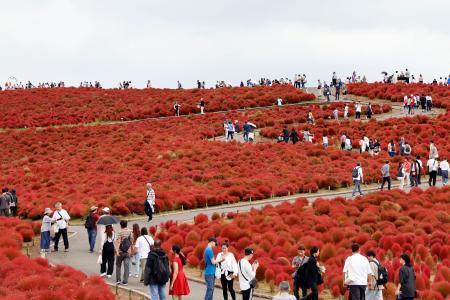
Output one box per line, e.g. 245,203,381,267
344,104,349,119
414,155,424,185
85,206,99,253
174,101,181,116
401,158,411,190
200,98,205,114
99,225,116,278
243,121,251,142
427,157,439,186
396,254,416,300
9,189,18,217
365,250,384,300
366,103,373,119
380,161,391,190
216,241,238,300
115,220,133,285
303,246,322,300
351,162,364,197
273,281,296,300
429,141,439,159
239,247,259,300
52,202,70,252
129,223,141,278
144,240,170,300
439,158,449,185
40,208,54,253
290,128,299,145
282,126,290,143
145,182,156,222
333,108,339,121
204,237,224,300
292,245,309,300
355,102,362,119
388,140,396,157
170,244,190,299
135,227,154,282
227,121,235,141
343,244,373,300
0,188,12,216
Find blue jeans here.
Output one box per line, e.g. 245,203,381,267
129,252,140,275
205,274,215,300
40,231,51,250
148,284,166,300
352,180,363,196
87,229,97,252
442,170,449,184
243,132,249,142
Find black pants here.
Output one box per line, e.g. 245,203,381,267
293,281,307,300
10,206,17,217
410,174,419,187
380,176,391,190
349,285,366,300
304,283,318,300
242,288,253,300
54,228,69,250
429,171,437,186
355,112,361,119
220,274,236,300
146,209,153,221
100,249,115,275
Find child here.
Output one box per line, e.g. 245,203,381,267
41,208,54,253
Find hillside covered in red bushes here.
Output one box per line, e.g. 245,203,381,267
0,85,314,128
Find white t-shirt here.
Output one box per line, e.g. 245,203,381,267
216,252,238,277
52,209,70,230
135,235,154,259
239,258,255,291
353,167,363,181
356,104,362,112
427,159,438,172
323,136,328,144
439,160,449,171
343,253,373,285
273,293,296,300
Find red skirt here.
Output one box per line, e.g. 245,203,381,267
169,271,190,295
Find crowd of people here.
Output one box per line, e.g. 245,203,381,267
403,93,433,114
224,120,255,143
382,68,450,86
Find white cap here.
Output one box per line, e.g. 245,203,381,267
102,207,110,213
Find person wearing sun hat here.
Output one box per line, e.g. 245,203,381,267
85,206,100,253
40,208,54,253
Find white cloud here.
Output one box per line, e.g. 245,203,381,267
1,0,449,88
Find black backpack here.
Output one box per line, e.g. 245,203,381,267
84,214,94,230
294,261,308,286
152,252,170,285
373,260,388,286
351,167,360,178
119,235,132,253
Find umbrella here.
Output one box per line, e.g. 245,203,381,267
248,122,257,128
96,215,120,226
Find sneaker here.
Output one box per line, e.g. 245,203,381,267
116,281,121,285
134,274,139,278
52,249,58,252
107,275,112,278
100,273,107,277
64,249,69,252
122,282,128,286
89,250,94,253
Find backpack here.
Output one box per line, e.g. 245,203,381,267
119,235,132,253
352,167,360,178
152,252,170,284
294,262,309,286
404,145,411,154
372,261,388,286
84,214,94,230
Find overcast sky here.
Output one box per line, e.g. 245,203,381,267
1,0,449,88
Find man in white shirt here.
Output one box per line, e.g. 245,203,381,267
351,162,364,197
134,227,154,282
355,102,362,119
239,248,258,300
427,158,439,186
439,158,449,185
52,202,71,252
343,244,373,300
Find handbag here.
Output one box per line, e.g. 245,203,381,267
97,254,102,264
239,260,257,289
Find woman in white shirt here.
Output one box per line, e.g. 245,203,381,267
439,158,449,185
216,241,238,300
239,248,258,300
134,227,154,282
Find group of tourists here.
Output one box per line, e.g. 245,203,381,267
350,141,447,196
80,81,102,88
40,202,71,253
403,94,433,114
383,69,450,85
278,126,314,145
223,120,255,142
0,81,66,90
0,188,19,217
